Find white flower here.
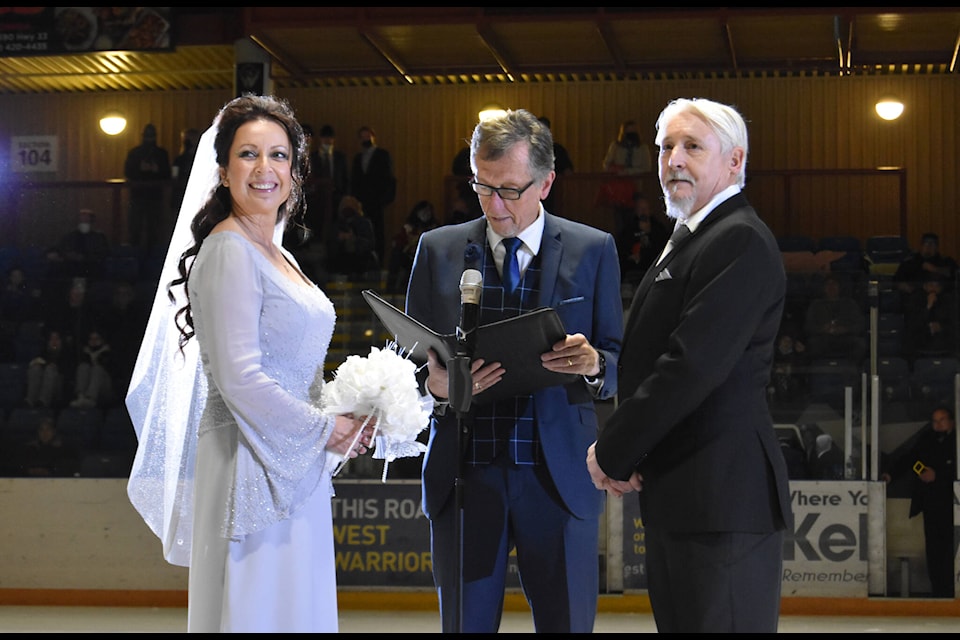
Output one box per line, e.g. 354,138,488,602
321,343,434,480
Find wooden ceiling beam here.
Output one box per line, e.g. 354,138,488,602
247,33,308,82
357,27,415,85
722,18,738,72
595,10,626,73
475,20,518,82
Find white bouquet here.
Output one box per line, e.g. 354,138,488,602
322,343,434,481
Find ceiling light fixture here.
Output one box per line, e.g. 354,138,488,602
99,111,127,135
478,103,507,122
875,97,904,121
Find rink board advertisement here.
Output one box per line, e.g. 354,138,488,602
332,480,521,588
623,481,872,597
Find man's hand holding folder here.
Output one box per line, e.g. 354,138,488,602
363,290,578,403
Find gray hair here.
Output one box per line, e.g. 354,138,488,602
655,98,749,188
470,108,555,183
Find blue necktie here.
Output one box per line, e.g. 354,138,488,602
502,237,522,295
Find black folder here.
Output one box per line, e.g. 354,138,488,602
362,290,577,403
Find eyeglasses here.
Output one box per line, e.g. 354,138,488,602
469,179,536,201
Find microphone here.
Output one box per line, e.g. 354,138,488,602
456,269,483,358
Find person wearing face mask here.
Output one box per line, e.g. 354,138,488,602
386,199,440,294
602,119,653,175
598,120,655,240
349,125,396,266
48,208,111,279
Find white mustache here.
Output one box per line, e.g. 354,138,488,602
666,171,694,187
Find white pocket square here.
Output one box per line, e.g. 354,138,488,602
654,268,673,282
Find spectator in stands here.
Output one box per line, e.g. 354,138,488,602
314,124,350,238
894,232,958,296
767,329,809,405
538,116,574,176
617,193,669,294
124,123,171,254
444,193,479,226
902,274,957,358
881,405,957,597
326,195,379,279
452,145,471,177
46,277,97,356
285,123,321,250
15,414,81,478
808,433,845,480
24,327,72,409
69,328,115,409
47,208,111,280
1,265,42,323
451,144,485,222
778,432,810,480
602,119,652,175
386,199,439,293
95,281,148,387
599,120,654,239
537,116,573,215
803,274,867,360
172,127,201,215
349,125,396,265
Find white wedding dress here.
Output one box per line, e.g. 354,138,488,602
185,231,341,633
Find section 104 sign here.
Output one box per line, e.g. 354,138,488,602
11,136,58,173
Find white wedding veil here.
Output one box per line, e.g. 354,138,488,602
125,122,219,567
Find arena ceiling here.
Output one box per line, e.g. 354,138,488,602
0,7,958,94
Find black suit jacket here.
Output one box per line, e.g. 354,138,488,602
316,148,349,199
597,192,793,533
350,146,395,211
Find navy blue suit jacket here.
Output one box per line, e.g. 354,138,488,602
406,212,623,521
597,193,794,533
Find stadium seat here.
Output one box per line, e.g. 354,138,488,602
875,356,912,402
910,356,959,404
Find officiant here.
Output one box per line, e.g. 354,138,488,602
404,108,623,633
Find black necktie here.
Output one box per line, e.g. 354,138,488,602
657,224,691,265
502,237,522,295
669,223,691,247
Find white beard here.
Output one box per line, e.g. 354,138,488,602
661,170,697,220
663,186,695,221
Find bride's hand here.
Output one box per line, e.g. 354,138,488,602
327,414,376,458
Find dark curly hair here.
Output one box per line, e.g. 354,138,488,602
170,94,309,352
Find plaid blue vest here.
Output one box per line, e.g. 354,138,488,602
467,241,542,466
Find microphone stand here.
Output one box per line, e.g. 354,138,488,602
445,266,481,633
447,354,472,633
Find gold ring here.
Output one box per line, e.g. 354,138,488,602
567,358,573,367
